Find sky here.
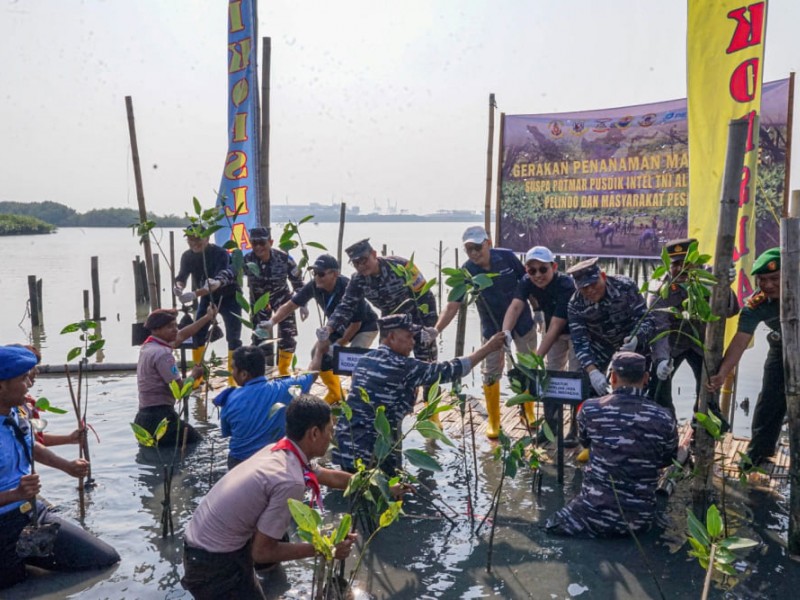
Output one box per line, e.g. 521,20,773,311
1,0,799,217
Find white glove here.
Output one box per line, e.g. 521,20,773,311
254,319,273,338
179,291,197,304
316,327,330,342
656,360,674,381
299,306,310,321
589,370,610,396
533,311,545,332
503,330,514,348
620,335,639,352
172,284,185,297
420,326,439,345
206,278,222,293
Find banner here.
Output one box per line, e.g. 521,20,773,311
215,0,260,250
688,0,768,308
498,79,787,260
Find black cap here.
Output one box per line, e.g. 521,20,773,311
311,254,340,272
249,226,271,241
567,257,601,288
345,239,373,261
378,314,420,335
610,351,647,380
665,238,697,264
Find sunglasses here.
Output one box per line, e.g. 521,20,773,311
313,270,329,277
251,239,269,246
526,265,550,275
464,243,484,253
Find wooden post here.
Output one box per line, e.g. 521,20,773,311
27,276,40,327
438,240,444,309
494,112,505,243
784,189,800,556
139,261,150,303
91,256,101,320
169,231,176,309
83,290,90,320
153,253,162,308
693,118,749,512
132,259,143,305
381,244,387,257
484,93,496,235
36,279,43,323
125,96,159,312
337,202,346,266
782,73,795,217
258,36,272,227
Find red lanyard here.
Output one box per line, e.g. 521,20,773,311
271,438,323,510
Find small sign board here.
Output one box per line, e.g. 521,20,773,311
534,370,587,405
333,345,371,375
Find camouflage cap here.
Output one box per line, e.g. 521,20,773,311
249,226,271,241
566,257,601,288
610,351,647,380
665,237,697,264
378,313,420,335
751,247,780,275
345,238,373,261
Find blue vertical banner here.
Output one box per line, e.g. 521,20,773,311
215,0,260,250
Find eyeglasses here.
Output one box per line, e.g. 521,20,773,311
251,239,269,247
464,243,484,254
351,256,369,266
313,270,329,278
526,265,550,275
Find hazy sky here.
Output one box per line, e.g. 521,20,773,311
2,0,798,217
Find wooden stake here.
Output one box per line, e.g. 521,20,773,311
484,93,495,235
337,202,346,266
27,275,40,327
91,256,101,320
495,112,505,243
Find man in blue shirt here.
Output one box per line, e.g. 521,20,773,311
214,344,324,469
434,226,537,438
0,346,119,589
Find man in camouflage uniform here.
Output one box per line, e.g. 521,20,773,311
545,352,677,537
319,239,439,363
243,226,305,376
708,247,782,466
332,314,504,474
566,257,669,397
648,238,739,417
434,226,537,438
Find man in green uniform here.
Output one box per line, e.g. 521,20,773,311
708,248,782,466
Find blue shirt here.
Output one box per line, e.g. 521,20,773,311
0,408,32,516
215,374,314,461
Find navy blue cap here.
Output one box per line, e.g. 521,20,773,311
249,226,271,241
378,314,420,335
345,239,373,260
310,254,340,272
567,257,601,288
0,346,37,381
610,351,647,380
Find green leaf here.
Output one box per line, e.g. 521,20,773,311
154,417,170,442
86,339,105,357
34,397,68,414
706,504,723,539
235,292,251,312
131,422,155,447
415,421,455,446
246,262,260,276
169,380,181,400
506,393,536,407
379,501,403,529
441,267,463,277
447,284,468,302
67,347,82,362
253,291,271,315
306,241,327,250
60,323,81,334
299,215,314,224
426,378,441,403
472,273,495,290
718,536,758,550
287,498,322,533
193,197,202,215
340,401,353,421
333,514,352,544
686,509,710,546
687,535,709,557
357,387,371,405
374,406,391,440
403,448,442,472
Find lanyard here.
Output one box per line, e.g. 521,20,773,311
3,414,33,468
271,438,323,511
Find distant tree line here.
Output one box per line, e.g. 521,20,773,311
0,200,189,228
0,214,56,236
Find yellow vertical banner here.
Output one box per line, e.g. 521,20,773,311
687,1,767,312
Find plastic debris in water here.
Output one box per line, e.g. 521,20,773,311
567,583,589,596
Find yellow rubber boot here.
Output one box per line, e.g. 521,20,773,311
522,402,537,427
277,350,294,376
483,381,501,439
227,351,237,387
319,370,342,404
191,346,205,389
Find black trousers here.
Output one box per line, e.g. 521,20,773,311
0,500,119,589
649,349,704,416
748,341,786,461
134,405,202,447
182,541,266,600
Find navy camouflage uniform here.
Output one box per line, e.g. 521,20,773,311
546,385,677,536
175,244,242,351
327,256,439,363
333,345,469,474
568,274,664,374
244,248,304,353
738,291,783,462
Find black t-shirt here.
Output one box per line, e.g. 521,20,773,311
514,271,575,333
291,275,378,332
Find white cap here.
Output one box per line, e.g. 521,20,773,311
462,225,489,244
525,246,556,264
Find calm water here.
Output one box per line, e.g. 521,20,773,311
0,224,784,599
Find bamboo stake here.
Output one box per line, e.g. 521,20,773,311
484,94,495,235
337,202,346,266
494,113,505,243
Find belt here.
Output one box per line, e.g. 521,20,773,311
0,500,32,523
